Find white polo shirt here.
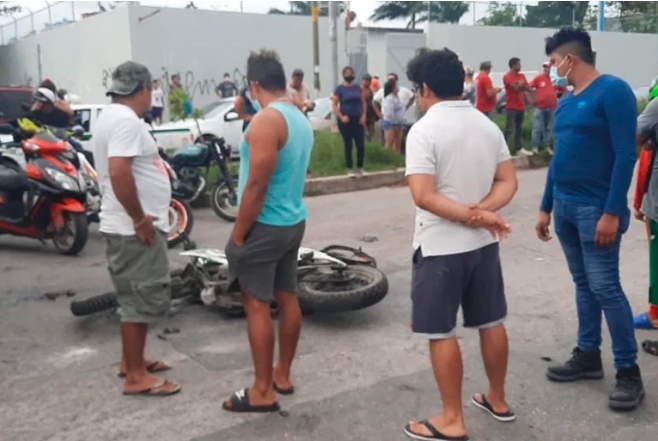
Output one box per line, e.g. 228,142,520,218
405,101,511,256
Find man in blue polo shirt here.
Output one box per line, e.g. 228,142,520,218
535,28,643,411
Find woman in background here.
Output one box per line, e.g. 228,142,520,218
381,79,405,153
332,66,366,177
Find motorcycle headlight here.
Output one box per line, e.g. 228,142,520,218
44,167,80,192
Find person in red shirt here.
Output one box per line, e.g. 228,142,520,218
528,61,567,154
474,61,500,119
503,57,530,154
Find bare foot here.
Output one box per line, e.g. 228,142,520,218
474,392,510,414
406,414,467,439
123,373,180,395
273,365,293,391
118,359,171,377
223,387,277,409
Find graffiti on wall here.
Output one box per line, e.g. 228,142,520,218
101,66,246,100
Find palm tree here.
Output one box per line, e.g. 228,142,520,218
370,1,469,28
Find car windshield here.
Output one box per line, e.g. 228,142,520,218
307,97,331,119
202,101,234,119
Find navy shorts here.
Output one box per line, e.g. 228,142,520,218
411,243,507,339
151,107,163,118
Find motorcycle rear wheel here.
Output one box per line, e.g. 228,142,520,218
52,212,89,256
297,265,388,313
167,198,195,249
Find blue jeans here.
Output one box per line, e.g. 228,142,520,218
553,198,636,369
531,108,555,149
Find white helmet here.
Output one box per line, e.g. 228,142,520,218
33,87,56,103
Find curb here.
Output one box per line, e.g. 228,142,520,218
194,155,550,206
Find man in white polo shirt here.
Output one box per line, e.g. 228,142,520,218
403,48,519,441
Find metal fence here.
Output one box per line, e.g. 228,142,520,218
0,2,77,45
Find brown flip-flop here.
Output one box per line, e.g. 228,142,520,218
117,360,172,378
123,380,181,397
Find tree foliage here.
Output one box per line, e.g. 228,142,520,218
524,2,589,28
268,1,356,22
370,1,469,29
606,1,658,33
478,2,522,27
0,1,20,16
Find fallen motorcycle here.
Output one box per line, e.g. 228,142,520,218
70,245,388,317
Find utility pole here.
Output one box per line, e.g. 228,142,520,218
426,1,431,46
328,0,339,95
597,1,605,31
311,1,321,97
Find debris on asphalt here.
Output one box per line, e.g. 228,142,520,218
42,290,76,301
360,236,379,243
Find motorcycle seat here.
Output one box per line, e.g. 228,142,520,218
0,167,30,192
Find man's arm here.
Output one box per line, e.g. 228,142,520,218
540,164,555,214
634,148,652,210
54,100,74,116
637,97,658,144
478,132,518,211
603,81,638,217
232,109,283,243
405,126,472,222
107,120,145,223
485,77,500,97
234,95,252,122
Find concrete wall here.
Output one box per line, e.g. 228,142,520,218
127,5,347,109
0,6,132,99
428,23,658,89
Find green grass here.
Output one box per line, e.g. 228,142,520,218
309,130,404,177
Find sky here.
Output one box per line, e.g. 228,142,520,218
0,1,543,42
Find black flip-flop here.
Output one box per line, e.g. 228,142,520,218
471,394,516,422
403,420,469,441
222,388,280,413
117,360,172,378
274,383,295,396
641,340,658,357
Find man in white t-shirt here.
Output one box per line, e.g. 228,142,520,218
403,48,518,440
288,68,315,114
150,79,165,124
93,61,180,397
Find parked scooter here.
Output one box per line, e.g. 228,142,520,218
0,118,88,255
144,112,239,222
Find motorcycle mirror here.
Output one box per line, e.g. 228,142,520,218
71,125,85,137
21,102,31,112
0,124,16,135
143,112,153,125
0,111,4,118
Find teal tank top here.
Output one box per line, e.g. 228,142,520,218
237,101,314,226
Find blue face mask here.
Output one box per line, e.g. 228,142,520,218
245,90,261,112
549,57,570,87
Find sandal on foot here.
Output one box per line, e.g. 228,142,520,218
123,380,181,397
274,383,295,395
403,420,469,441
641,340,658,356
117,360,172,378
471,394,516,422
222,388,280,413
634,312,658,330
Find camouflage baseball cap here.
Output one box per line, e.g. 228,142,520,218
105,61,152,96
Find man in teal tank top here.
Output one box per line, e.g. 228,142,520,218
222,49,313,414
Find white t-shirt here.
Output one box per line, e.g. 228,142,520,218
405,101,511,256
91,103,172,235
151,88,164,108
374,86,414,107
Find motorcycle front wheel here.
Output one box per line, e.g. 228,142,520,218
52,212,89,256
167,198,195,249
210,179,239,222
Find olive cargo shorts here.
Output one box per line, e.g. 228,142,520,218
103,231,171,324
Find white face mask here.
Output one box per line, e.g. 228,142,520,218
550,56,571,87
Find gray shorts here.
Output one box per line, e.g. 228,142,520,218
411,243,506,339
103,231,171,324
225,220,306,302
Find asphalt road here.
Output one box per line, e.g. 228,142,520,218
1,168,657,441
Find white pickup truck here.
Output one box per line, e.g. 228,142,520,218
71,103,219,155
